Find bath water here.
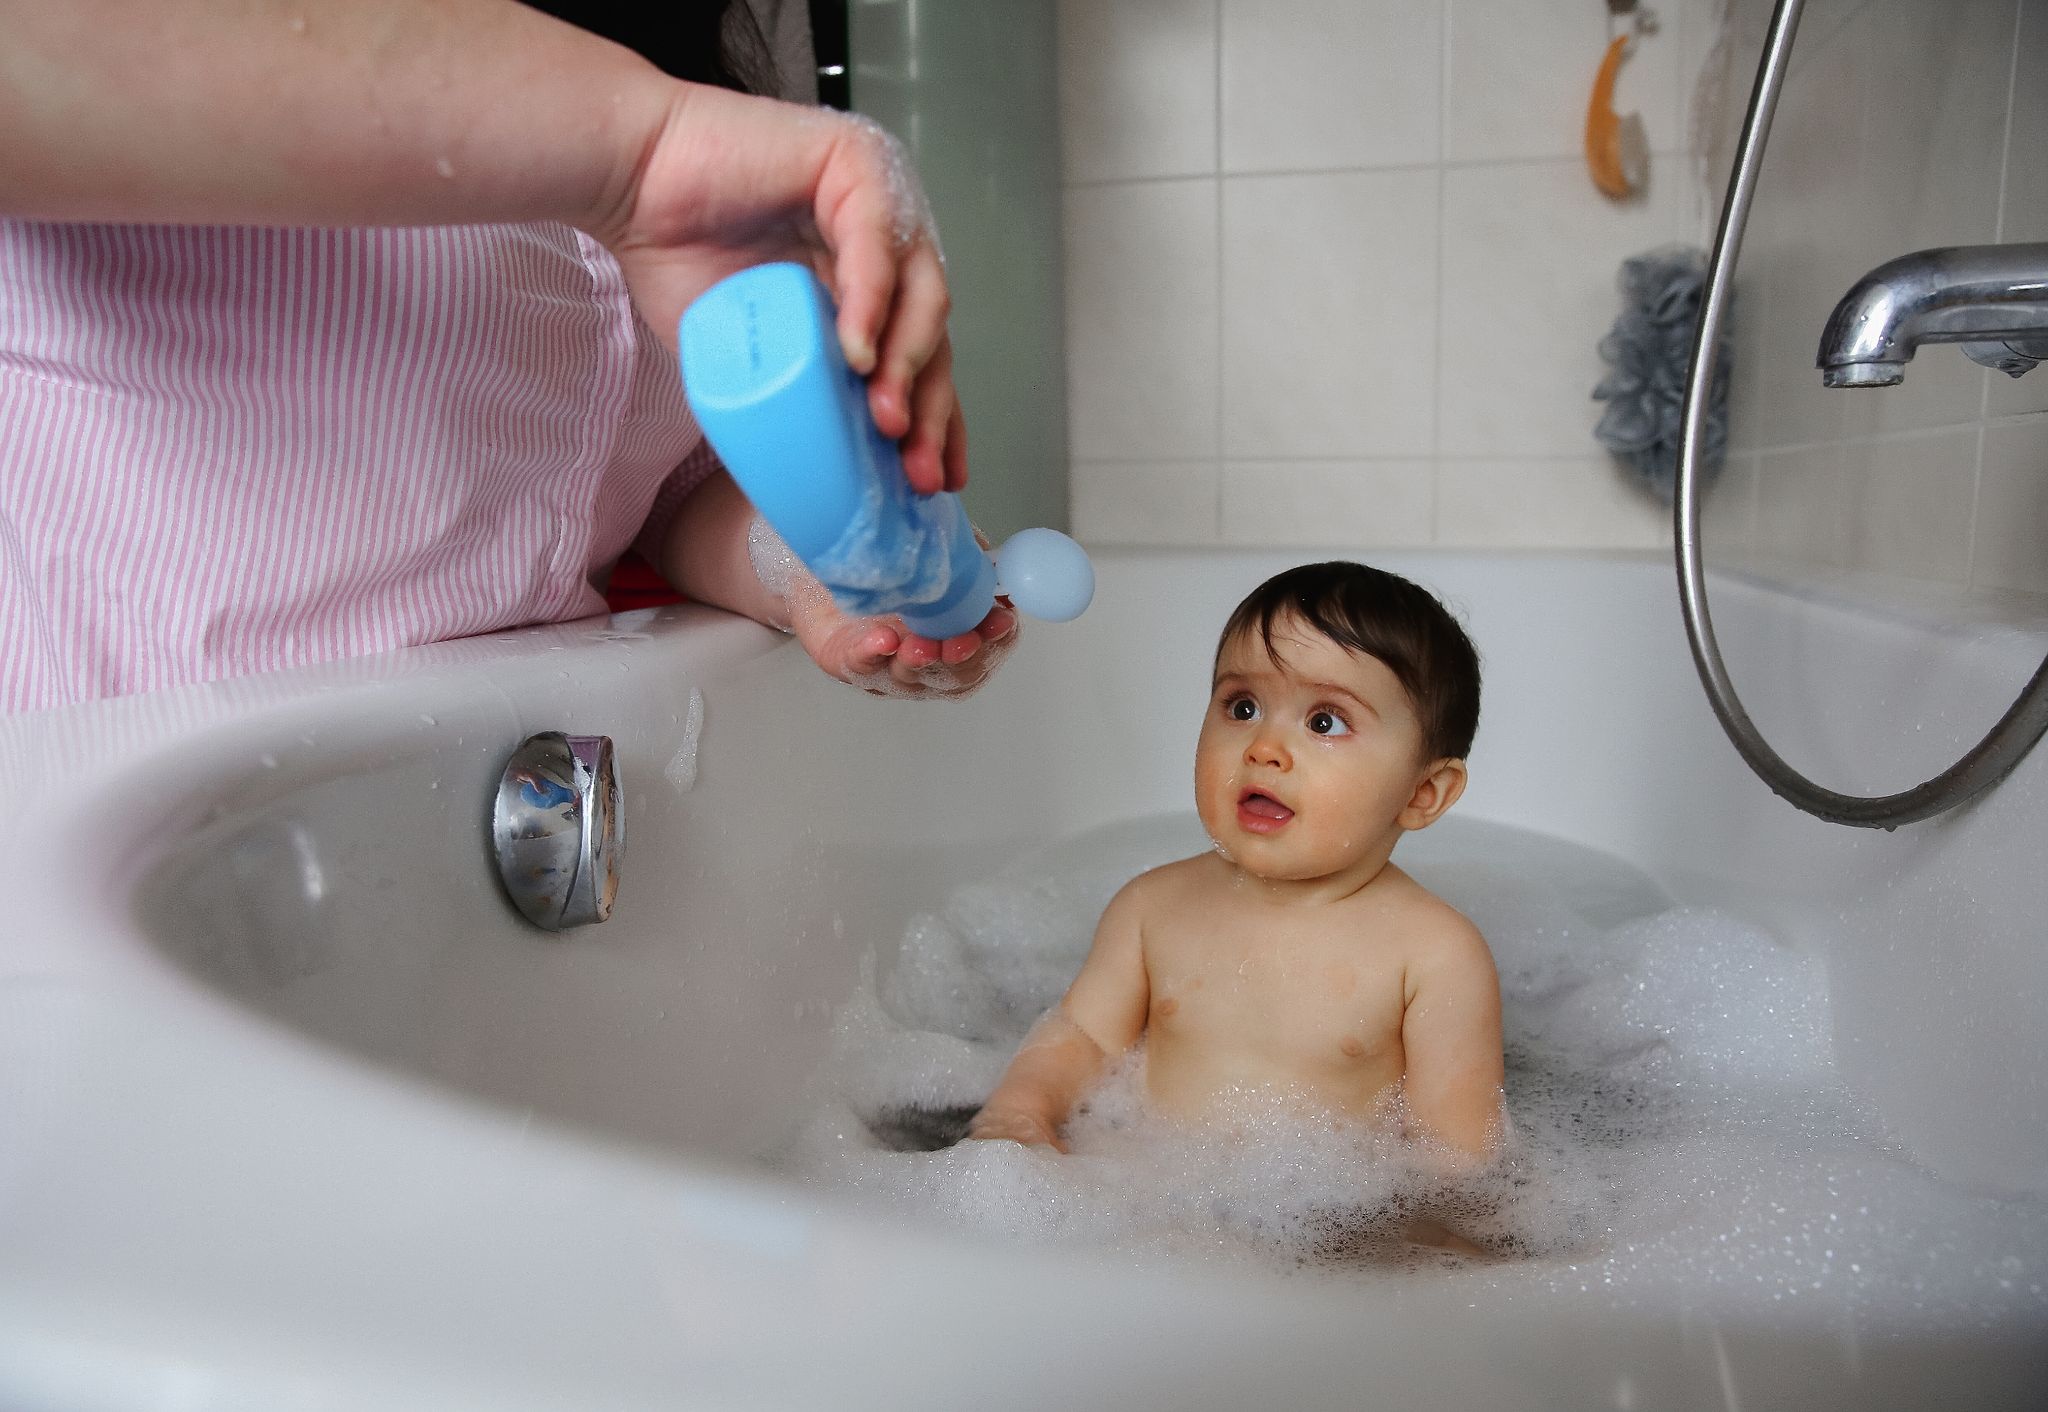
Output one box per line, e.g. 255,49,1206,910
776,814,2048,1328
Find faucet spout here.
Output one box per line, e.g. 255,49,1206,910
1816,243,2048,387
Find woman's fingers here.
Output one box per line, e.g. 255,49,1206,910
805,120,960,492
866,237,949,435
897,334,963,496
647,104,961,495
811,117,922,377
940,396,968,493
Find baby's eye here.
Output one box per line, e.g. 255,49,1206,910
1307,708,1351,737
1226,695,1260,722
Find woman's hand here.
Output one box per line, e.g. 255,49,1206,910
601,85,965,496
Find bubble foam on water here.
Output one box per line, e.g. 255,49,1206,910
774,814,2048,1328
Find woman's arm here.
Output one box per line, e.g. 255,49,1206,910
0,0,662,233
0,0,962,491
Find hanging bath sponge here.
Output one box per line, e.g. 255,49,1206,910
1592,245,1732,504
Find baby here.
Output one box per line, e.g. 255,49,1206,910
968,561,1505,1177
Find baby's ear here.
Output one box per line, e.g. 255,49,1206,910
1399,758,1468,831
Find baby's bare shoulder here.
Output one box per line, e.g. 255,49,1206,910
1378,870,1494,971
1126,852,1226,900
1105,854,1231,944
1099,853,1205,916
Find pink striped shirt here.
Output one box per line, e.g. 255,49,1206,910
0,219,713,714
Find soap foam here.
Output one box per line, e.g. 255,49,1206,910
792,107,942,263
776,815,2048,1327
664,687,705,792
839,112,941,262
745,516,801,631
804,467,971,622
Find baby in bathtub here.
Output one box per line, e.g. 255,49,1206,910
968,561,1505,1245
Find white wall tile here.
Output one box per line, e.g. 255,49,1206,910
1985,363,2048,421
1972,417,2048,593
1988,0,2048,419
1702,450,1761,556
1753,441,1851,568
1729,0,2011,449
1677,0,1739,199
1444,0,1689,164
1835,0,2014,441
1071,460,1221,543
1052,0,2036,567
1219,0,1439,173
1723,268,1770,457
1782,0,1881,77
1853,0,2014,256
1435,458,1668,547
1221,169,1438,458
1722,1,2013,448
1219,460,1434,546
1438,159,1690,458
1063,180,1220,460
2002,0,2048,244
1840,428,1981,583
1731,5,1865,452
1058,0,1218,182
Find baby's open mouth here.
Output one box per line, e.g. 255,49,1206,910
1236,788,1294,833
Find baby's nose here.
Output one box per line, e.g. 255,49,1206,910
1246,731,1290,768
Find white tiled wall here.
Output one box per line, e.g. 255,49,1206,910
1059,0,2047,588
1716,0,2048,596
1060,0,1722,550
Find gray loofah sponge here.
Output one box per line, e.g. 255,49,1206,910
1592,245,1733,505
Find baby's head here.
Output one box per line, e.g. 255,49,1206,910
1196,562,1481,884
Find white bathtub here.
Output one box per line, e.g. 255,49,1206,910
2,548,2043,1410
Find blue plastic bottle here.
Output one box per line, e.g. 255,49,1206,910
678,263,1091,639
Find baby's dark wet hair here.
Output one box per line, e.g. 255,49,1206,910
1217,561,1481,762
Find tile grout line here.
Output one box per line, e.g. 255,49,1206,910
1212,0,1225,543
1060,149,1701,191
1080,453,1637,467
1972,0,2016,585
1976,0,2024,439
1432,0,1452,544
1993,0,2023,248
1966,422,1987,588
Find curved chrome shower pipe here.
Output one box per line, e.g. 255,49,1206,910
1675,0,2048,828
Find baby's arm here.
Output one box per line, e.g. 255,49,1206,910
652,470,1015,697
969,878,1151,1152
1399,912,1507,1167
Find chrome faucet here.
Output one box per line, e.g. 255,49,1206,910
1816,243,2048,387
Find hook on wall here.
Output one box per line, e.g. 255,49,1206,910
1588,1,1658,198
1605,0,1661,45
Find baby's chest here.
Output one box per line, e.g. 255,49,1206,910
1145,929,1407,1062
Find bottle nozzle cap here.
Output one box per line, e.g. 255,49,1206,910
994,528,1094,624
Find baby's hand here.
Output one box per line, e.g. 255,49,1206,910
965,1107,1067,1152
787,574,1017,701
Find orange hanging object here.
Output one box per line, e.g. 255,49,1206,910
1586,33,1649,199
